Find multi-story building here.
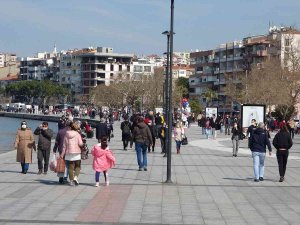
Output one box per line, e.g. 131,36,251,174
19,51,60,82
132,58,156,78
80,47,134,96
0,53,17,68
189,26,300,114
173,52,191,65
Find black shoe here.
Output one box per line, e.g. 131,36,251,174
59,177,64,184
37,170,42,175
254,179,259,182
144,168,147,171
235,155,237,157
279,177,284,182
259,177,264,181
138,168,143,171
23,170,27,174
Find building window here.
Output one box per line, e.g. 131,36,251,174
144,66,151,72
119,65,122,71
285,38,291,46
110,64,114,71
127,65,130,72
134,66,143,72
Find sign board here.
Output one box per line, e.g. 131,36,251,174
241,104,266,128
155,107,163,114
205,107,218,118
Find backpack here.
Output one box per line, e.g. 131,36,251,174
123,123,130,134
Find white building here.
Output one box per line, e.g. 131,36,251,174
0,53,17,68
132,58,156,78
19,51,59,82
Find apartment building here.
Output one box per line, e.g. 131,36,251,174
0,53,17,68
189,26,300,113
132,58,156,78
19,52,60,82
80,47,134,96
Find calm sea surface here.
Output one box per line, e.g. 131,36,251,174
0,117,58,153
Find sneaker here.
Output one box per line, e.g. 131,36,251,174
37,170,42,175
105,181,110,186
144,168,147,171
59,177,64,184
43,172,47,175
23,170,28,174
69,181,75,186
138,168,143,171
279,177,284,182
74,177,79,185
254,179,259,182
95,182,99,187
259,177,264,181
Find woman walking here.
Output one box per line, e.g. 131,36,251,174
272,125,293,182
231,122,242,157
14,121,36,174
61,122,84,186
174,122,184,154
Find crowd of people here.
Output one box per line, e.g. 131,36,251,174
13,109,297,186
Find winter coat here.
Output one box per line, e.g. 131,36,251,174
53,127,69,154
250,128,272,153
131,122,153,146
34,127,53,151
174,127,184,141
273,131,293,150
91,144,115,172
61,130,84,157
95,122,108,140
15,128,35,163
231,127,243,140
121,121,132,141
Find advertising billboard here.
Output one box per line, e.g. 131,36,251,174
241,104,266,128
205,107,218,118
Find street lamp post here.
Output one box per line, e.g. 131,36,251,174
166,0,175,183
162,31,171,123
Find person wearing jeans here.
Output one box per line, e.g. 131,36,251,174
131,116,153,171
249,122,272,182
231,122,242,157
272,125,293,182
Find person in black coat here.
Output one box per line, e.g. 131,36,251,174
95,118,108,143
120,115,132,151
231,122,243,157
272,125,293,182
146,120,156,153
249,122,272,182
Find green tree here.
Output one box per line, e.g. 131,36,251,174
176,77,189,97
189,96,203,114
202,88,218,107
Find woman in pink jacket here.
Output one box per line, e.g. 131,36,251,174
61,122,83,186
91,136,115,187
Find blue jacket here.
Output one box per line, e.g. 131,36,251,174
250,128,272,152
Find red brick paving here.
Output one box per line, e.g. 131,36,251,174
77,185,132,223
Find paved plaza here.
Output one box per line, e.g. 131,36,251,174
0,122,300,225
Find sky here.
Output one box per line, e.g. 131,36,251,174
1,0,300,57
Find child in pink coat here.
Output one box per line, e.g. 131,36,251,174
91,136,115,187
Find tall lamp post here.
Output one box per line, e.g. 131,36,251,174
165,0,175,183
162,31,171,122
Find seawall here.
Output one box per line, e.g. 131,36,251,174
0,112,100,127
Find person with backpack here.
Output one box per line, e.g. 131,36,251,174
96,118,108,143
130,116,153,171
120,115,132,151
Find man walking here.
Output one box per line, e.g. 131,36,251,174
96,118,108,143
249,122,272,182
130,116,153,171
34,122,54,175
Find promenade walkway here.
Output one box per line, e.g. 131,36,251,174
0,122,300,225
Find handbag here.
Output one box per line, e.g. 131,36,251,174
182,135,188,145
81,144,89,160
56,158,65,173
50,154,57,172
